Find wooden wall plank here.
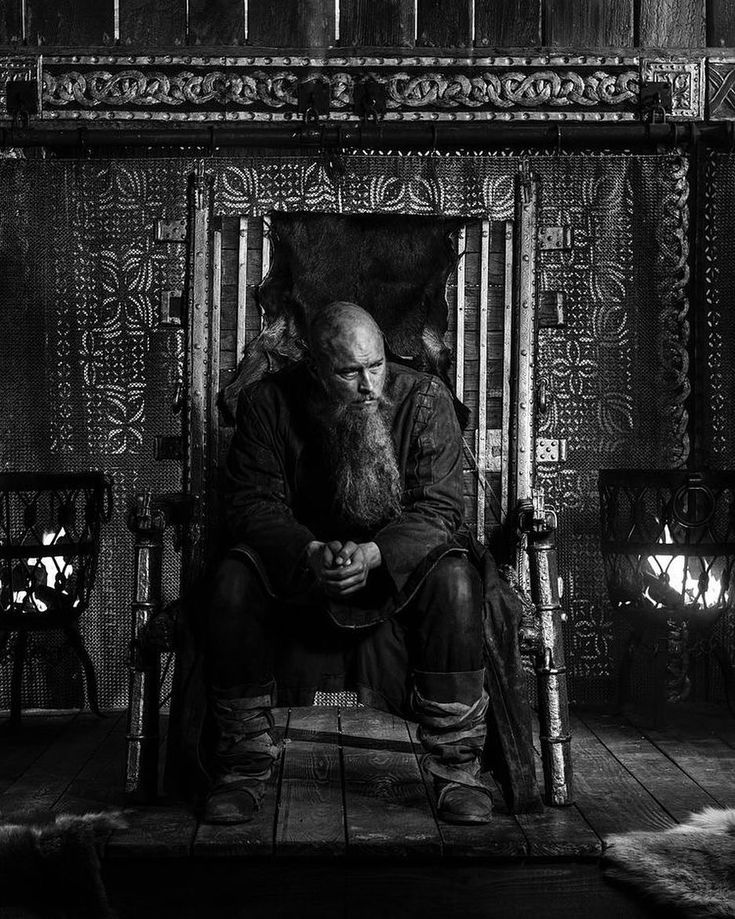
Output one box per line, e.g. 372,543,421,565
475,0,542,47
0,0,22,42
639,0,705,46
708,0,735,46
542,0,632,46
248,0,334,47
417,0,472,47
27,0,114,44
119,0,186,46
339,0,414,47
189,0,244,45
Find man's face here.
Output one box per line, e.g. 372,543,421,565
317,322,387,411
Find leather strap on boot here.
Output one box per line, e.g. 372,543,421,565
411,669,492,824
203,684,280,825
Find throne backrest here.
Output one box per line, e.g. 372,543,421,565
203,212,521,564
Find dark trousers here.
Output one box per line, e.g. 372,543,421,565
206,553,483,700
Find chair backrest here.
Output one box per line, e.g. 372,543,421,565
0,471,112,620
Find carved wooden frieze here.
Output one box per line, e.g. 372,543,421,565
708,58,735,121
0,53,710,124
640,58,704,120
0,56,38,120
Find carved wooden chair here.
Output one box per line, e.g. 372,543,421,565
123,170,573,810
0,471,112,728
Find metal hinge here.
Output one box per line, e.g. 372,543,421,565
536,438,567,464
159,289,184,325
153,436,183,462
640,81,672,123
539,226,573,251
485,429,502,473
297,77,330,121
538,291,566,328
155,219,187,243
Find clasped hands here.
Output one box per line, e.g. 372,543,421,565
306,539,382,598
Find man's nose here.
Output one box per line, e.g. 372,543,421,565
358,370,373,393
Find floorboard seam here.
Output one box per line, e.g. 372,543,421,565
272,707,291,855
337,707,349,853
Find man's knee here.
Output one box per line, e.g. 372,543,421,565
423,556,481,617
211,555,267,612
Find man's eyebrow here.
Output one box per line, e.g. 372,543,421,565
334,357,384,373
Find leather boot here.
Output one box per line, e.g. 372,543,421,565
202,683,281,825
412,669,493,825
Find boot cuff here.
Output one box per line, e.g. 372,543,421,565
413,669,485,704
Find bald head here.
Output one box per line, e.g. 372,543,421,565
309,301,387,410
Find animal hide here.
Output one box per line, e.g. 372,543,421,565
0,811,124,919
604,807,735,918
222,213,463,424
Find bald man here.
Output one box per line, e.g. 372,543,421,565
204,302,492,826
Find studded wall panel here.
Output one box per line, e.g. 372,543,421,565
0,152,690,708
0,158,193,709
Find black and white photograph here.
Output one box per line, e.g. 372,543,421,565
1,2,734,916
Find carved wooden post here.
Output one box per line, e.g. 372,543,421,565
125,492,163,803
526,495,574,806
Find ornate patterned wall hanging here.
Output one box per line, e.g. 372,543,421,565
533,154,690,702
0,158,193,710
0,151,691,708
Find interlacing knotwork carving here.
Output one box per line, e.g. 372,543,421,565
703,151,725,464
42,67,638,112
386,70,638,110
43,70,299,109
656,154,691,467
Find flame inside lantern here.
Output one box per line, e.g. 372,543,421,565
12,529,74,612
641,525,727,614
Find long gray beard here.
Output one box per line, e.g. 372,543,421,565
319,399,402,532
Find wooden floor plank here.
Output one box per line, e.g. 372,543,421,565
0,711,78,797
340,707,441,856
0,712,123,818
52,712,128,815
406,723,528,857
193,708,289,857
569,714,675,838
108,714,198,859
516,805,602,858
275,706,345,856
579,711,718,822
108,804,197,859
634,724,735,809
514,728,602,857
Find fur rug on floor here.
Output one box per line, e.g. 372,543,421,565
604,807,735,918
0,811,124,918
